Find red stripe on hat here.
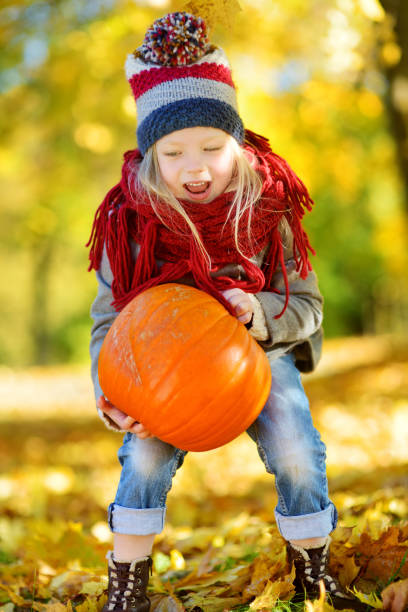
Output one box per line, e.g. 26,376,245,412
129,63,235,99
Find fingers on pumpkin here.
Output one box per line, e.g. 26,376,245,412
97,395,114,409
221,291,253,319
234,300,253,323
239,313,252,324
131,423,153,439
101,404,132,427
122,415,138,428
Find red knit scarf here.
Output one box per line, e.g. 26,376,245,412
87,130,315,318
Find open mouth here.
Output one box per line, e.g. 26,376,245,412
183,181,211,200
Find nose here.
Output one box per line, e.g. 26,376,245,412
185,152,206,175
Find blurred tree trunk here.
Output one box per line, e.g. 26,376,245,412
378,0,408,212
30,239,54,365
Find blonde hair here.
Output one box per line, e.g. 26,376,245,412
130,135,263,265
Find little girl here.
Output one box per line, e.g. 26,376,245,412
88,12,361,612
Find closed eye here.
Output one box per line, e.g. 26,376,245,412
204,147,222,152
163,151,181,157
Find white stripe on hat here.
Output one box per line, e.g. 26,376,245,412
136,77,238,124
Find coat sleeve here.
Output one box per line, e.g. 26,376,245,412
89,248,126,432
253,230,324,358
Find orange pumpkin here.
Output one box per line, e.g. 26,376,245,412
98,283,271,451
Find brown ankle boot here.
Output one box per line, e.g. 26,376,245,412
287,538,367,611
102,552,153,612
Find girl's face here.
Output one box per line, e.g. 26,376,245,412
155,127,236,203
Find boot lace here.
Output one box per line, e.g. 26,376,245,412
106,555,152,611
291,539,353,599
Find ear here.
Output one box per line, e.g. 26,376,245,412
242,147,257,167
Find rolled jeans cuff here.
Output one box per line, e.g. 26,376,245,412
108,503,166,535
274,503,337,540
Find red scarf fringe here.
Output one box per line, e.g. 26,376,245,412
87,130,315,318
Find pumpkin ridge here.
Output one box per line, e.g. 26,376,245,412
99,286,177,408
99,311,137,407
140,305,234,430
186,351,271,450
130,293,218,361
178,324,254,446
163,322,268,449
133,297,228,399
150,319,259,447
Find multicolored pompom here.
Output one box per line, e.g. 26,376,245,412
138,12,209,67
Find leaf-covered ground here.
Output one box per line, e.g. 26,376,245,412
0,336,407,611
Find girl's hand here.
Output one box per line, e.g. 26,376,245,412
382,579,408,612
97,396,153,439
220,288,253,324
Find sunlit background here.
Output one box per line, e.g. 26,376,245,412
2,0,408,366
0,0,407,609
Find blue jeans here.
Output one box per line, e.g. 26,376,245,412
108,353,337,540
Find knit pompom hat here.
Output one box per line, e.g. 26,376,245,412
125,12,245,155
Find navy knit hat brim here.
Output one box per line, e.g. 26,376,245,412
137,98,245,155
